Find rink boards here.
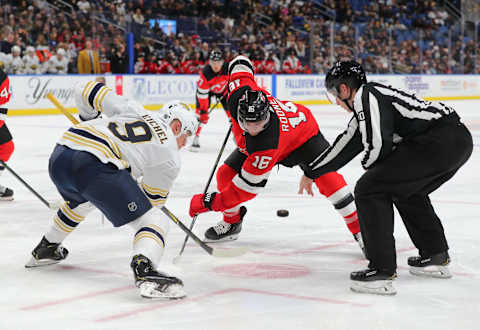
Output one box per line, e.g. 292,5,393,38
6,73,480,116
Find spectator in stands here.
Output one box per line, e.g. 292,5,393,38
77,40,101,74
282,48,302,74
77,0,91,16
0,32,14,54
132,8,145,25
109,43,128,74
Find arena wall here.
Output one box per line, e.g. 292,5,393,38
7,74,480,116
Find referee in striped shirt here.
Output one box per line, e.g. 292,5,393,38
298,60,473,295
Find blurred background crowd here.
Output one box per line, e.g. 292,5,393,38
0,0,479,75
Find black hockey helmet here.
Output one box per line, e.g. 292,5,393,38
325,60,366,97
237,90,271,131
209,48,223,62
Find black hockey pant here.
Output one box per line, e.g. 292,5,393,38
354,116,473,273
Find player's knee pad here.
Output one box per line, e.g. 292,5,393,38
314,171,348,197
216,163,237,191
0,140,14,162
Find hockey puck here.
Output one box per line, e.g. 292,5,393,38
277,209,289,217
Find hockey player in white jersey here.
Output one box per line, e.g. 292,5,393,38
47,48,69,74
4,46,25,74
25,81,198,300
22,46,41,74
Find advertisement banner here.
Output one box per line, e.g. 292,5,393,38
275,75,328,101
8,75,97,111
6,74,480,115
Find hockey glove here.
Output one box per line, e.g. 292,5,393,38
189,192,217,217
79,112,101,122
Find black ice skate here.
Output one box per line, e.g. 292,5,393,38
353,232,367,258
350,268,397,295
189,136,200,152
204,206,247,243
408,251,452,278
131,254,186,299
25,236,69,268
0,187,13,201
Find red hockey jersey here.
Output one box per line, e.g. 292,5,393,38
210,59,319,211
195,61,229,112
0,69,11,127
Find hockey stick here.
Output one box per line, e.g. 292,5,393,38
208,97,221,115
173,124,233,264
46,93,80,125
0,160,62,209
161,206,247,258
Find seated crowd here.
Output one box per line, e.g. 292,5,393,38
0,0,478,75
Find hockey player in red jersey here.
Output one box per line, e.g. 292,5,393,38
0,68,14,200
189,56,365,255
191,48,229,151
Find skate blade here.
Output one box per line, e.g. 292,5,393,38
409,265,452,278
25,257,61,268
0,196,14,201
189,146,200,153
204,234,239,243
139,282,186,300
350,280,397,296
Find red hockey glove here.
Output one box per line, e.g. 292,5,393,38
189,192,217,217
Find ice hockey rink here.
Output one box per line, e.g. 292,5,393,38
1,101,479,330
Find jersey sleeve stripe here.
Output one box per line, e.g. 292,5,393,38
82,81,96,104
62,132,112,159
361,92,383,168
81,125,122,157
87,83,104,108
96,86,112,113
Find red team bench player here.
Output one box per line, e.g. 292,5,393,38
0,68,14,200
188,56,365,255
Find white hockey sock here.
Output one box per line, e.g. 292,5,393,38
128,208,169,266
45,202,95,243
326,186,359,233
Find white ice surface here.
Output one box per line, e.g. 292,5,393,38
0,101,479,330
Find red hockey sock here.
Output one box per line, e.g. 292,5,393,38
223,207,242,224
314,172,360,235
0,140,14,162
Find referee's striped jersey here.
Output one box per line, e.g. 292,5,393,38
310,82,457,174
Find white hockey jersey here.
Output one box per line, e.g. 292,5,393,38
47,55,69,74
1,54,24,74
23,54,42,74
58,83,181,206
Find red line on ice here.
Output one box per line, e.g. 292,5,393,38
20,285,135,311
95,288,371,322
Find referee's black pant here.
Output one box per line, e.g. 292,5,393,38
354,115,473,273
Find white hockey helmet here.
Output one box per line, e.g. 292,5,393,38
161,100,198,137
57,48,66,56
26,46,35,53
12,45,21,54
